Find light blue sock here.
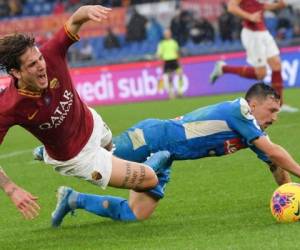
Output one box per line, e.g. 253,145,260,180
71,193,137,221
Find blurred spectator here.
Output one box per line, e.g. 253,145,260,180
147,17,163,43
78,39,94,61
8,0,23,16
103,27,121,49
125,7,148,42
189,17,215,44
36,32,53,47
53,0,65,15
170,10,191,46
292,9,300,38
218,2,236,42
276,6,293,40
0,0,10,18
64,0,81,12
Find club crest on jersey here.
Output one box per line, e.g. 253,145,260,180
50,78,60,89
224,138,246,154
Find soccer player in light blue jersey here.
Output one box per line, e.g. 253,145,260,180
34,82,300,226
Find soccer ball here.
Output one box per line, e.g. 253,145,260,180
270,182,300,223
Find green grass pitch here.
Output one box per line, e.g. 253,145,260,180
1,88,300,250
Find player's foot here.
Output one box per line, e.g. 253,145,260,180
147,167,171,199
210,60,226,84
51,186,76,227
280,104,299,113
33,145,44,161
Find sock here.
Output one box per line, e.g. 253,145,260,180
73,193,137,221
223,65,257,79
271,70,283,104
143,151,171,173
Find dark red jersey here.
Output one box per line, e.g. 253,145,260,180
240,0,266,31
0,26,93,161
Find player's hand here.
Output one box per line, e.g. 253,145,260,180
85,5,112,23
249,11,261,23
5,184,40,220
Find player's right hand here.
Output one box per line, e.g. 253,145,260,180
249,11,261,23
6,184,40,220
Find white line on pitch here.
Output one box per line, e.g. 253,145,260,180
0,149,32,159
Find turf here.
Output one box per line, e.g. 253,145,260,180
1,88,300,250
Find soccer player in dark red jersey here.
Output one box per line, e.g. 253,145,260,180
210,0,298,113
0,5,165,221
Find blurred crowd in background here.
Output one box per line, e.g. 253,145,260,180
1,0,300,67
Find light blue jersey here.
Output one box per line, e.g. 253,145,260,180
113,98,270,165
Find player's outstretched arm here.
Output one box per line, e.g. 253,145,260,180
65,5,111,36
0,167,40,219
253,136,300,178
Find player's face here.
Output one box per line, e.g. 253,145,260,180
251,96,280,130
16,46,48,91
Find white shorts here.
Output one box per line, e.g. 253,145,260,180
241,28,280,67
44,108,113,189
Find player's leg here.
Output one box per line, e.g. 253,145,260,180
175,66,184,97
51,151,172,227
166,71,175,99
268,55,283,102
109,150,171,190
158,62,168,92
128,165,172,220
265,31,298,112
51,186,137,227
210,28,264,84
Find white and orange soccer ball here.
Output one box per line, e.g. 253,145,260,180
270,182,300,223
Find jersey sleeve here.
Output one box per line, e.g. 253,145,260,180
250,143,272,164
41,25,79,58
227,98,265,145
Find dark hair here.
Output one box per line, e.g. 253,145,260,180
245,82,281,102
0,33,35,73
